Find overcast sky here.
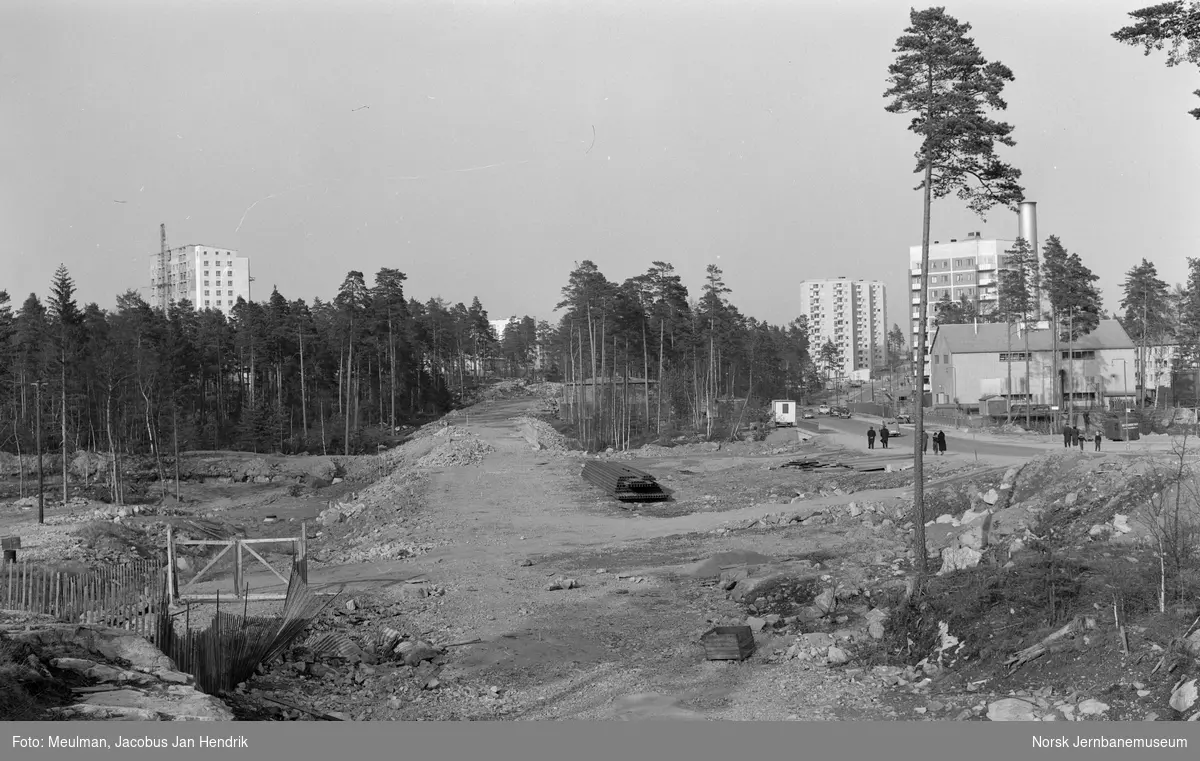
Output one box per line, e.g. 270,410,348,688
2,0,1197,337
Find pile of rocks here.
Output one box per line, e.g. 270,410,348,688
986,691,1116,721
317,501,366,528
317,538,436,565
510,415,570,453
416,432,495,468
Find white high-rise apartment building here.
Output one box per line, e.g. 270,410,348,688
799,278,888,379
149,245,252,314
908,233,1013,363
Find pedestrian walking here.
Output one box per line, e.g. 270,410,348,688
866,426,876,450
1078,429,1086,451
1094,431,1102,451
922,431,930,454
936,430,947,454
880,426,890,449
1062,424,1073,448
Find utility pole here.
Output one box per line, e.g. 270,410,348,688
31,381,45,525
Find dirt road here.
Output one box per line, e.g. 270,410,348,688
187,397,926,719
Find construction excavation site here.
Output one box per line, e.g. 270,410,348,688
2,380,1200,723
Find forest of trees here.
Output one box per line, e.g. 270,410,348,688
549,260,819,450
0,259,824,480
0,264,541,492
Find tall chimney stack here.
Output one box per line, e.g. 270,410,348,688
1018,200,1040,307
1018,201,1037,257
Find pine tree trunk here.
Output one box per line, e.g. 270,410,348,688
299,326,308,441
345,326,353,456
389,316,396,430
61,365,68,505
1005,324,1014,423
912,144,934,579
173,404,180,503
642,319,650,439
657,319,664,435
106,391,119,505
1023,321,1032,429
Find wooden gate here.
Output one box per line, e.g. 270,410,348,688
166,523,308,604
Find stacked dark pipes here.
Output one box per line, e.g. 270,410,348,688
581,461,669,502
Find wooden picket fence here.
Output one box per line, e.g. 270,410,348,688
1,559,170,645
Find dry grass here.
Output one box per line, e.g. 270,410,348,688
73,520,152,558
0,638,49,721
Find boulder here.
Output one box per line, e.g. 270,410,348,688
1170,679,1197,713
1077,699,1110,716
813,588,837,615
987,698,1040,721
938,547,982,575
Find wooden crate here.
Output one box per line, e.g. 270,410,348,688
701,626,755,661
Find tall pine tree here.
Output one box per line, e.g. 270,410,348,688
884,6,1024,576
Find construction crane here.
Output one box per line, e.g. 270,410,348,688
157,223,169,314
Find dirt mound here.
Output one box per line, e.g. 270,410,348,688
69,452,110,480
510,416,570,453
417,434,495,468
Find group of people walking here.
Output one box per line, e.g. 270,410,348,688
865,425,947,454
1063,424,1103,452
865,425,890,450
924,429,947,455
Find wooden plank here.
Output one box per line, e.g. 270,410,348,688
235,541,243,597
167,526,177,605
241,543,290,587
173,537,298,546
179,593,288,603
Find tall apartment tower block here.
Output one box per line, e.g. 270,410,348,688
150,245,252,314
799,277,888,379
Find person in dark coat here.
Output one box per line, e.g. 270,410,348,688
936,430,947,454
1078,429,1086,451
922,431,930,454
1062,424,1073,448
1094,430,1102,451
866,426,876,450
880,425,890,449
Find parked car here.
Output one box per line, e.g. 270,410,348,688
801,409,815,419
895,414,913,424
817,404,831,415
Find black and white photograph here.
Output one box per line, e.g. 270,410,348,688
1,0,1199,747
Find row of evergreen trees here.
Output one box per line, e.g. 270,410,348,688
0,266,541,474
0,259,826,470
